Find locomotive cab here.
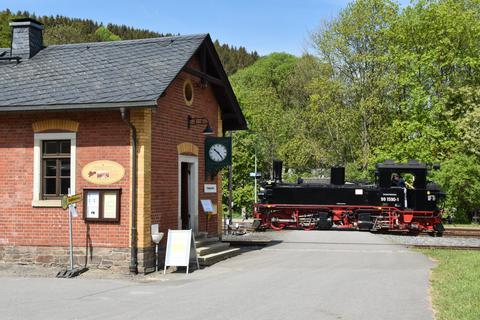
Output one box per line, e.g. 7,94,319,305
375,160,444,211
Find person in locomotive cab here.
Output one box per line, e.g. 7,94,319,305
391,173,406,188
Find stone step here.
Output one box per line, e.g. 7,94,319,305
195,237,219,248
196,242,231,257
196,232,209,239
198,247,241,266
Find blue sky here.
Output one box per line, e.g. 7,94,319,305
1,0,411,56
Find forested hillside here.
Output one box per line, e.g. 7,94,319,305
0,9,259,75
227,0,480,222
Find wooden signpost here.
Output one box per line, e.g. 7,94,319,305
164,229,199,274
61,193,82,210
57,192,84,278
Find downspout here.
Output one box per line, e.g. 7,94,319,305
120,107,138,274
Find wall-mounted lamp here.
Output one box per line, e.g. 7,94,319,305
187,115,214,135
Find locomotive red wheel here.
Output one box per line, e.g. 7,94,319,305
299,212,320,230
270,221,287,230
302,223,316,231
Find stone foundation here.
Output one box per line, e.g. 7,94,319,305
0,245,130,273
137,246,156,274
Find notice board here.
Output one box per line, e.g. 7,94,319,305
164,230,199,274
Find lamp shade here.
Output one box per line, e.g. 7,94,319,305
203,123,214,135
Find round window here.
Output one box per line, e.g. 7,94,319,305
183,79,194,106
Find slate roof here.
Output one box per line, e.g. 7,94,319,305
0,35,207,109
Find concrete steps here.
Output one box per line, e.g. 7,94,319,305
195,235,241,267
195,236,219,247
196,242,231,256
198,248,241,266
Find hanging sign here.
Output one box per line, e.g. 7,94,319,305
164,230,199,274
81,160,125,185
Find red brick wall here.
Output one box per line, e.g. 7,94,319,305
0,111,131,248
152,57,221,237
0,57,225,255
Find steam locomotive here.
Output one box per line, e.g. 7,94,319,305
254,160,445,235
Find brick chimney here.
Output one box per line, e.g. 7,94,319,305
9,18,44,60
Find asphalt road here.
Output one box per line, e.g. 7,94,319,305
0,231,434,320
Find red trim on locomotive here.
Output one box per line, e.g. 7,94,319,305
253,203,443,233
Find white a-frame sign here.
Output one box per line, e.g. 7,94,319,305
164,229,200,274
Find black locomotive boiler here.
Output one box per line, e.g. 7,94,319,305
254,160,445,235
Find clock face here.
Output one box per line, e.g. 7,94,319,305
209,143,228,162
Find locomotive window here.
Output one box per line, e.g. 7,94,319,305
404,173,415,189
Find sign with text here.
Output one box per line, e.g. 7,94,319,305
200,199,214,213
164,230,199,274
62,194,82,210
81,160,125,185
204,184,217,193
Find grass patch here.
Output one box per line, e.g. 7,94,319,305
418,249,480,320
444,224,480,229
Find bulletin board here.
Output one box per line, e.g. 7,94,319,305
83,188,121,222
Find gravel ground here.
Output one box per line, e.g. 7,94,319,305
222,232,271,244
379,234,480,247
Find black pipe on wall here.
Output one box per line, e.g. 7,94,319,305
120,108,138,274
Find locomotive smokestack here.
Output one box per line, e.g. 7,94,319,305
330,166,345,185
273,160,283,183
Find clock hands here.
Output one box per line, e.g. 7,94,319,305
214,149,223,158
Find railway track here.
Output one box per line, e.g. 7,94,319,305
443,227,480,238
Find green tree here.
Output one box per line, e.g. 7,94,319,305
374,0,480,166
0,9,13,48
94,26,121,42
311,0,399,171
225,53,324,213
433,154,480,222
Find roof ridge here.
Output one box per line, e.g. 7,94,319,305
46,33,209,49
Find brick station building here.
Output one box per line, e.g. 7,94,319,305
0,18,246,273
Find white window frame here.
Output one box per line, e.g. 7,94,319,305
32,132,76,207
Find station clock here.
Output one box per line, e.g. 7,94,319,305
205,137,232,177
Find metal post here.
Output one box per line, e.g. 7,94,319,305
67,188,74,271
155,243,159,272
254,151,257,204
228,132,233,224
228,164,233,223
